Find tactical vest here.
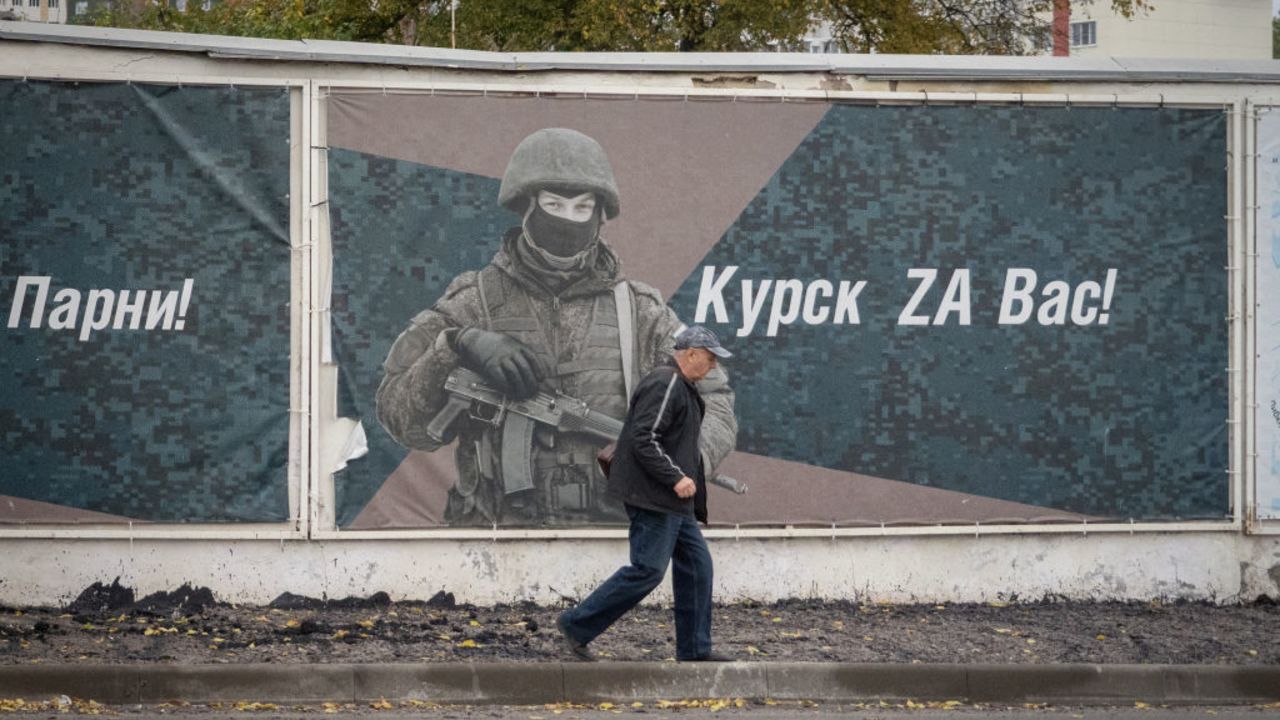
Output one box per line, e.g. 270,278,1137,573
446,264,635,526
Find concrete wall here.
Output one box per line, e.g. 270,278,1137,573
2,533,1278,607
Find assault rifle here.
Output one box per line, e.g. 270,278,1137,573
426,367,747,496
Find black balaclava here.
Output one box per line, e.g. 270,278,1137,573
522,190,602,261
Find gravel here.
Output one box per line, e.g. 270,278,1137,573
1,583,1276,666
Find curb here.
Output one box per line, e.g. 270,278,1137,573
0,663,1277,706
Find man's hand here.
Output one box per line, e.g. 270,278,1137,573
453,328,543,399
673,476,696,499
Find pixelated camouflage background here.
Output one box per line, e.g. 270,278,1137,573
328,151,504,526
667,104,1228,519
0,80,291,523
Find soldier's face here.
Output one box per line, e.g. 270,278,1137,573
537,190,597,223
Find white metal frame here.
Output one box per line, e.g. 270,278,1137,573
1229,99,1246,531
1247,102,1280,534
314,79,1247,108
311,82,1245,540
308,80,336,535
0,72,309,540
0,67,1260,540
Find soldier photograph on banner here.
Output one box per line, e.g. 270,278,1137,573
374,128,738,527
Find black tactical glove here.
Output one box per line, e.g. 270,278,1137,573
452,327,543,399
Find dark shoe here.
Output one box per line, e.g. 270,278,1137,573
556,613,595,662
680,651,734,662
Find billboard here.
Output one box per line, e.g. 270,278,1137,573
0,80,293,524
326,92,1229,529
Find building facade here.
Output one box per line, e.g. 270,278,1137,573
3,0,66,24
1064,0,1272,59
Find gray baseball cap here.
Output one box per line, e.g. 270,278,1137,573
674,325,732,359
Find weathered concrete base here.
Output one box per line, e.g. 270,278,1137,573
0,663,1277,706
0,533,1278,607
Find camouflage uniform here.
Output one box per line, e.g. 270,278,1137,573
375,130,736,526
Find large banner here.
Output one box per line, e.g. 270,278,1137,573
0,81,293,524
1259,107,1280,521
327,93,1228,529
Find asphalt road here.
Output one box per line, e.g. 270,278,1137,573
2,703,1280,719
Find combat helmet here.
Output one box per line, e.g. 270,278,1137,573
497,128,620,219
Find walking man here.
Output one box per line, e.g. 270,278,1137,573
557,325,735,662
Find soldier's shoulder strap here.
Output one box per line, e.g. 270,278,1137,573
474,264,508,331
614,281,638,405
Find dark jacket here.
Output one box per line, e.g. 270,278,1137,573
606,359,708,522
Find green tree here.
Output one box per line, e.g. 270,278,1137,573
94,0,1150,55
366,0,816,50
95,0,422,42
1273,15,1279,59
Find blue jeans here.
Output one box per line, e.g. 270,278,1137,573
560,504,713,660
